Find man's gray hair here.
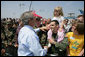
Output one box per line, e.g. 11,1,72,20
20,11,35,25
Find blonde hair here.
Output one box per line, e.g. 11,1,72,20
54,6,64,17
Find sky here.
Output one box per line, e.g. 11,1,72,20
1,1,84,19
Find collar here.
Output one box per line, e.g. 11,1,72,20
24,25,35,32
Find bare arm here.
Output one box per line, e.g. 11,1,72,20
78,48,84,56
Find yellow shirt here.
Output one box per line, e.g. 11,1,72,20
66,32,84,56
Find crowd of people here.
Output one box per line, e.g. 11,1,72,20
1,6,84,56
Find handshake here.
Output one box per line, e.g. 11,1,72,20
44,43,51,50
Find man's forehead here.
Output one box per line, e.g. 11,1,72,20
50,22,56,25
50,21,55,23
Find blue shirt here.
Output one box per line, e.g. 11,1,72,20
18,25,47,56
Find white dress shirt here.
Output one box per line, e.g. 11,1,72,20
18,25,47,56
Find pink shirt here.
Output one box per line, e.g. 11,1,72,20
57,29,65,42
47,29,65,43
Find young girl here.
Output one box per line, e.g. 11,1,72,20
52,6,64,26
65,22,84,56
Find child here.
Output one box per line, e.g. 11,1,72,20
65,22,84,56
52,6,64,24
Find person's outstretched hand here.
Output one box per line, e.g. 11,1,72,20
39,26,48,32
